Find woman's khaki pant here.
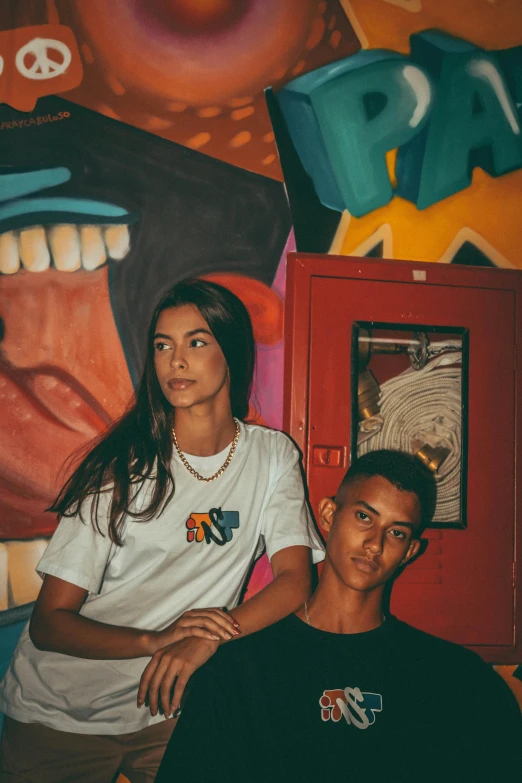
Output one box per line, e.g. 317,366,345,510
0,715,177,783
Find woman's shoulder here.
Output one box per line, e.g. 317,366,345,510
241,422,301,465
242,422,296,449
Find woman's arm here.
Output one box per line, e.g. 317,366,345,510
228,544,311,633
138,544,312,716
29,575,239,659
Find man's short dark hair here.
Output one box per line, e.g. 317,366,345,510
338,449,437,535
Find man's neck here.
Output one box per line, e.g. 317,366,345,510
297,576,385,635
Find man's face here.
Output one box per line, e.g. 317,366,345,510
319,475,422,593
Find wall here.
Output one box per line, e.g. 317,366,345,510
271,0,522,707
0,0,521,759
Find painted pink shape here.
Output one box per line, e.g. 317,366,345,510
251,229,295,430
243,549,273,601
272,228,295,300
246,230,296,596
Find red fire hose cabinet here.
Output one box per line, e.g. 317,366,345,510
284,253,522,662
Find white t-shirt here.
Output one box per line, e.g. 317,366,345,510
0,422,324,734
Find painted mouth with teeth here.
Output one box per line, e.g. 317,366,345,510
0,166,139,274
0,165,139,538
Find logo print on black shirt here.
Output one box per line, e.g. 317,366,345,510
320,688,383,729
186,507,240,546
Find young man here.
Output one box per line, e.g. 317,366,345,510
155,450,521,783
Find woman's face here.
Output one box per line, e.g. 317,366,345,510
153,304,230,411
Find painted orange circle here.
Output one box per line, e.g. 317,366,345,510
75,0,318,105
153,0,242,33
201,272,284,345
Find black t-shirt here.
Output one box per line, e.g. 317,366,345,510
156,615,521,783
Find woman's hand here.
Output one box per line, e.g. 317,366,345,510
152,607,239,650
138,636,221,717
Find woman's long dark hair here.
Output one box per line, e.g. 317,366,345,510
49,278,255,545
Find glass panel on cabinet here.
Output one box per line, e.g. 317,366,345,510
351,322,467,528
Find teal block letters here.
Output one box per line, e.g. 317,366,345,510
277,50,433,217
276,30,522,216
397,30,522,209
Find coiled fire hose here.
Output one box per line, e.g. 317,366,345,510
358,352,462,524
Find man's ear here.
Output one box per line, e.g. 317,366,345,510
400,537,422,567
318,496,337,536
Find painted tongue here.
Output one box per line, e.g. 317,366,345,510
0,360,112,538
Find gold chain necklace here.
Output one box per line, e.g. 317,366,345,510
172,419,240,482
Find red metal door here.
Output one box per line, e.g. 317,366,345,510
284,254,522,662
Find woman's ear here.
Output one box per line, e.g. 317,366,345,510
318,497,337,536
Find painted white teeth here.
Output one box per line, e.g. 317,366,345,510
20,226,51,272
48,225,81,272
80,225,107,270
0,223,132,273
104,224,130,260
0,231,20,274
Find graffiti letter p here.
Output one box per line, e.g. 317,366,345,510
277,52,432,217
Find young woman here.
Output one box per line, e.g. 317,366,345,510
0,279,324,783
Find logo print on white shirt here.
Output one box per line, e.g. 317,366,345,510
186,507,240,546
320,687,383,729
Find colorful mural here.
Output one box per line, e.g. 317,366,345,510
0,0,357,701
274,0,522,270
1,0,522,771
0,0,358,178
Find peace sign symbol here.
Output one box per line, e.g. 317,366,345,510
15,38,72,81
